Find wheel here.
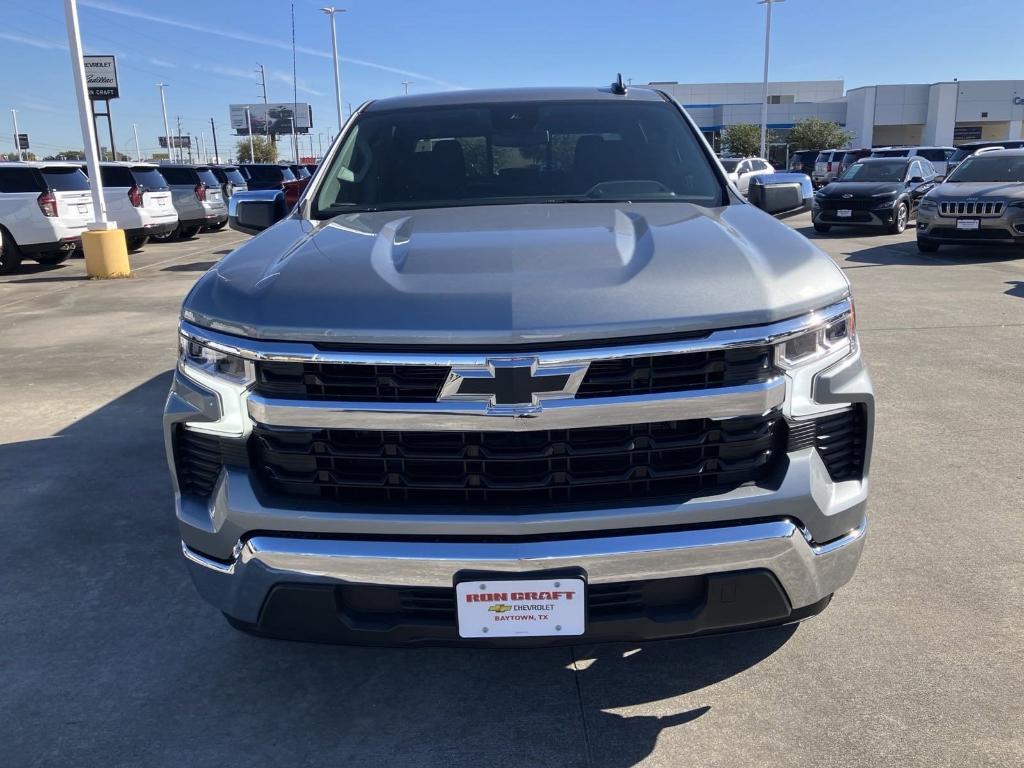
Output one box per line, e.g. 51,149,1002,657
179,225,202,240
0,228,24,275
888,202,908,234
208,220,228,231
917,237,939,253
125,236,148,252
150,224,178,242
813,223,831,233
33,252,70,266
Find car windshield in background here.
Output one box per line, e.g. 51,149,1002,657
161,167,195,185
196,169,220,187
40,167,90,191
946,155,1024,183
839,162,907,182
872,149,909,158
313,100,723,217
242,165,285,183
221,168,246,185
130,168,169,189
719,159,741,171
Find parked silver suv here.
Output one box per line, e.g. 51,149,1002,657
165,85,873,645
150,164,227,240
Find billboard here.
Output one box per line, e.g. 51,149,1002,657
159,136,192,149
83,55,119,99
230,103,312,136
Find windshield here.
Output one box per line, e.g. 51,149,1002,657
313,100,723,217
221,168,246,185
945,155,1024,183
719,159,741,171
196,169,220,188
40,167,90,191
872,149,909,158
838,161,907,182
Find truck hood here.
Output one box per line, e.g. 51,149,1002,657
184,202,849,346
931,181,1024,198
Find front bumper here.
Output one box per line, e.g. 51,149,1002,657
165,316,873,645
183,517,864,645
917,211,1024,245
812,204,899,228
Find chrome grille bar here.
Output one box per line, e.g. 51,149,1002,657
938,200,1005,217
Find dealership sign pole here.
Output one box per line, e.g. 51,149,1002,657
83,54,119,159
64,0,131,278
10,109,22,161
757,0,783,159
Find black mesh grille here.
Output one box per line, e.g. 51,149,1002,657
928,227,1014,241
250,413,785,508
575,346,773,398
174,427,248,497
255,361,450,402
786,406,867,482
254,346,775,403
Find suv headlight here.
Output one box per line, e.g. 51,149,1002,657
775,307,855,370
918,198,938,212
179,334,252,383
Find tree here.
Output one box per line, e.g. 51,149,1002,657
236,135,278,163
721,124,762,157
787,117,854,151
5,151,37,161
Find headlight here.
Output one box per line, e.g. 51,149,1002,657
775,306,855,370
919,198,938,212
179,334,252,383
872,190,899,198
1008,200,1024,209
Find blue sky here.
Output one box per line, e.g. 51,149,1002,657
2,0,1021,158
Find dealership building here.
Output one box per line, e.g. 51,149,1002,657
651,78,1024,157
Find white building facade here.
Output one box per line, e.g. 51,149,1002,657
651,79,1024,153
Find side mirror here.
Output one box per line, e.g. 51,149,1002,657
229,190,287,235
909,175,925,184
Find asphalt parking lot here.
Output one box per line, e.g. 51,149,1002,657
1,218,1022,768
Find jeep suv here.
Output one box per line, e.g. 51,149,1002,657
166,86,873,645
916,148,1024,252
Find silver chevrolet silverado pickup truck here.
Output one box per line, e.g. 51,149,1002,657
164,83,873,646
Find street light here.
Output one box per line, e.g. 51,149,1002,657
245,106,254,162
401,80,411,95
156,83,171,162
757,0,784,159
320,7,346,133
10,109,22,161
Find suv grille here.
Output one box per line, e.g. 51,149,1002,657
253,346,775,403
174,427,249,497
250,412,785,507
939,200,1004,217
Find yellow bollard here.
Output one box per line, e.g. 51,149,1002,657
82,228,131,279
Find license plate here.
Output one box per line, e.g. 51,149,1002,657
956,218,980,230
77,204,87,213
455,577,586,638
158,198,166,206
837,209,852,217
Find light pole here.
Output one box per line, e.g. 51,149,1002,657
245,106,254,162
200,130,207,164
156,83,171,162
10,109,22,161
758,0,783,159
401,80,411,95
132,122,142,161
320,7,346,132
289,115,297,163
318,132,323,160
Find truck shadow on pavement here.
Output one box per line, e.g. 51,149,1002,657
0,372,796,768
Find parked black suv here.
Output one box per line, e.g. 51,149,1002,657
812,157,937,234
788,149,819,176
209,165,248,202
238,163,298,191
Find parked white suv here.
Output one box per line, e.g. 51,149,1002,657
719,157,775,195
150,164,228,241
0,162,93,274
870,146,955,178
81,163,178,252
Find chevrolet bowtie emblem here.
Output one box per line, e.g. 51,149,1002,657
437,358,588,412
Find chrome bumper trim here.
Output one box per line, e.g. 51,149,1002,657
182,516,867,623
247,378,786,431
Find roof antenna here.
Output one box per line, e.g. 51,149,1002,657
611,73,627,95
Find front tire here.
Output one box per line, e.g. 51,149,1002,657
917,237,939,253
813,223,831,233
888,202,909,235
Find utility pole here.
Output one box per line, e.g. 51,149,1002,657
401,81,411,95
132,122,141,161
175,115,184,162
156,83,171,162
210,117,219,164
757,0,784,159
255,62,268,103
10,109,22,161
317,132,323,160
200,130,207,164
320,7,346,132
245,106,254,162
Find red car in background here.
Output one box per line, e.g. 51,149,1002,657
237,164,308,209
